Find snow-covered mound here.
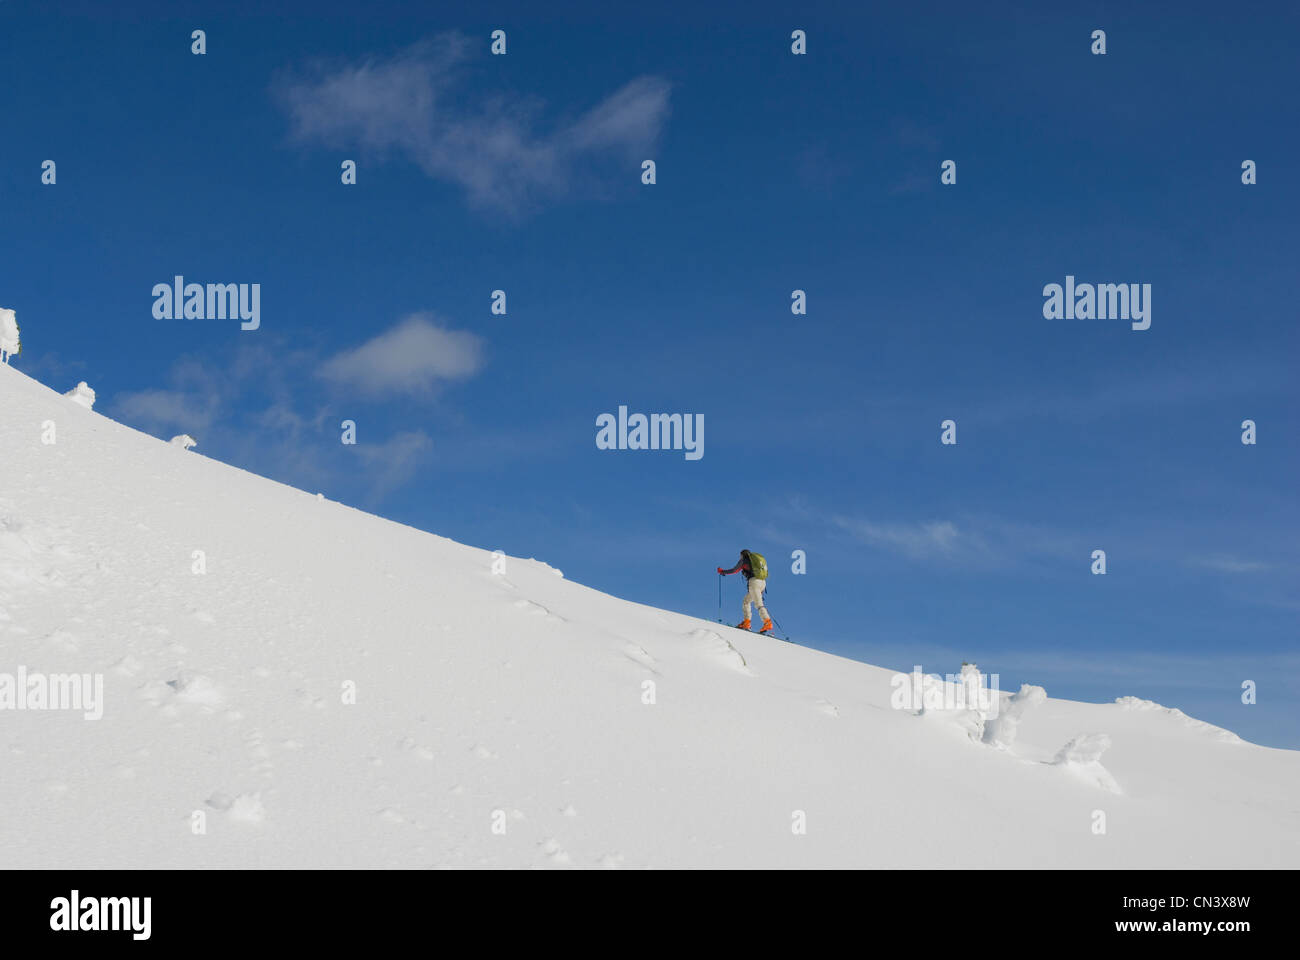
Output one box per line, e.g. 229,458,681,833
0,306,18,360
62,380,96,409
0,363,1297,868
1115,695,1244,744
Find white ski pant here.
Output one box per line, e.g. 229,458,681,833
743,577,769,622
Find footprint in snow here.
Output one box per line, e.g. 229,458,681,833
512,598,566,623
397,737,435,761
138,673,223,712
206,791,265,823
109,655,143,678
37,569,67,587
245,731,274,777
539,838,571,864
622,643,658,671
166,672,224,708
43,629,79,653
687,628,753,675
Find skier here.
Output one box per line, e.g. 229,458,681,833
717,549,774,633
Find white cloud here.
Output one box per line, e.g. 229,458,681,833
834,516,963,560
112,347,288,435
355,430,434,496
113,388,221,433
566,75,672,153
1189,554,1271,574
107,334,451,503
815,508,1085,570
275,34,671,213
318,313,485,397
278,35,468,152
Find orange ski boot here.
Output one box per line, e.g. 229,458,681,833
759,619,774,634
735,619,751,630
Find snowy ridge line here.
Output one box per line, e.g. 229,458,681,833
0,363,1297,868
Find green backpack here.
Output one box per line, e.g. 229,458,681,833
744,550,768,580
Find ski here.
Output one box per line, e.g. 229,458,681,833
729,623,795,643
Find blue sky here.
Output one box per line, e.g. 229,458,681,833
3,1,1297,746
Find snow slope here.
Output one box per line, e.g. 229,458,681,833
1,363,1297,868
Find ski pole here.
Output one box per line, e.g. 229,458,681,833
717,573,723,623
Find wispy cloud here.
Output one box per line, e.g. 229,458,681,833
107,317,469,503
105,308,539,504
114,388,221,434
771,497,1296,619
318,313,486,397
275,34,671,213
354,429,434,498
963,358,1291,428
889,120,942,151
1188,554,1272,574
795,144,855,190
833,516,962,561
4,350,88,386
886,171,934,197
822,509,1083,571
112,356,233,434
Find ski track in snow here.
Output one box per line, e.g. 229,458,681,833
0,365,1297,868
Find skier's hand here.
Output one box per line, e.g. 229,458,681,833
716,567,725,574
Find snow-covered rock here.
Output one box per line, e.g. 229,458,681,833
1052,733,1121,793
63,380,96,409
0,307,18,362
982,683,1047,749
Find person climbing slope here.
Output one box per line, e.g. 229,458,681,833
717,549,774,633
